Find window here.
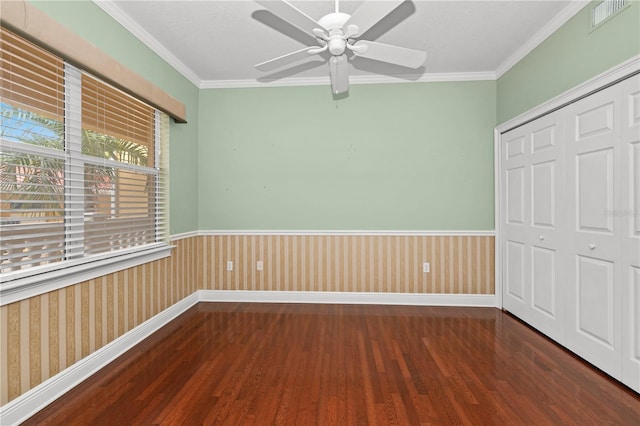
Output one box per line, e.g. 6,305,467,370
0,27,169,292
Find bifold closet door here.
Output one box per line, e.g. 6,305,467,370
501,112,566,342
621,75,640,391
565,83,623,379
501,73,640,391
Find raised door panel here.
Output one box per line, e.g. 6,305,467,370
506,240,526,301
506,167,525,225
572,254,619,377
621,75,640,392
504,238,530,322
566,84,622,379
576,149,614,235
506,135,525,160
532,161,556,228
575,100,614,144
531,246,556,318
531,124,556,153
576,256,615,348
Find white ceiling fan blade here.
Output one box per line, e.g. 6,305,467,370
343,0,405,37
255,46,320,72
329,54,349,94
256,0,326,36
352,41,426,69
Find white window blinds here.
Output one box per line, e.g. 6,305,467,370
1,28,67,272
0,27,168,280
80,73,163,255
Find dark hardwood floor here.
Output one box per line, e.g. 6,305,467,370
25,303,640,425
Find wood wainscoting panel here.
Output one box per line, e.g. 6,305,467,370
199,235,495,294
0,236,199,405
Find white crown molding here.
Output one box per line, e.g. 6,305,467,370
199,71,496,89
172,230,496,239
92,0,202,87
495,0,590,79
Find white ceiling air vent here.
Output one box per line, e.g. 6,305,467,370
591,0,629,30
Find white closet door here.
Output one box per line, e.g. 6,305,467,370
502,112,566,341
621,75,640,392
502,126,531,322
528,114,567,341
566,84,623,379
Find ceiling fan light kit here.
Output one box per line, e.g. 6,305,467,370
255,0,427,95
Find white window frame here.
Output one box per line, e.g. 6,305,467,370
0,64,171,306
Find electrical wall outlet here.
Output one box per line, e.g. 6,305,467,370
226,261,233,271
257,261,263,271
423,262,430,273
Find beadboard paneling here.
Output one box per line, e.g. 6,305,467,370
199,235,495,294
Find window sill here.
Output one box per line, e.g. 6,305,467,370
0,245,173,306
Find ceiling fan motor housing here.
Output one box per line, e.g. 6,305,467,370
318,12,352,56
327,34,346,55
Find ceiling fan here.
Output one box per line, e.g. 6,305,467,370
255,0,427,94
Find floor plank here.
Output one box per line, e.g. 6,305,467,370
24,303,640,425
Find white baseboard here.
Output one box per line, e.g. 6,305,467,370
0,289,496,424
197,290,498,307
0,292,199,426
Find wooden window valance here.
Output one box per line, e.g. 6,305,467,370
1,0,187,123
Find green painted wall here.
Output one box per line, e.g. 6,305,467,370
497,1,640,123
198,82,496,230
29,0,200,234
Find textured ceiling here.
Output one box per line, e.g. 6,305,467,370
99,0,580,87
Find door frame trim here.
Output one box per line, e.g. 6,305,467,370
494,54,640,309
